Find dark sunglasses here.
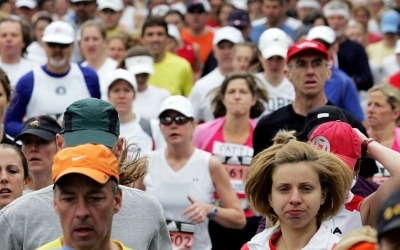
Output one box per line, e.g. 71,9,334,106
160,115,191,126
47,43,71,49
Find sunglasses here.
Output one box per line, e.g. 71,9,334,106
47,43,71,49
160,115,191,126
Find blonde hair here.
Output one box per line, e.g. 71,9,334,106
368,84,400,125
246,131,353,224
118,143,148,186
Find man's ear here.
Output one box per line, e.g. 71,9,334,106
55,134,64,151
114,188,123,214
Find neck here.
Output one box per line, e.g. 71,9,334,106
277,222,318,250
137,84,148,92
153,51,166,63
292,94,328,116
190,27,206,36
165,143,194,160
369,124,396,146
264,72,284,86
219,65,233,76
223,115,251,144
119,112,135,123
46,63,71,74
86,52,108,70
1,55,21,64
28,171,53,191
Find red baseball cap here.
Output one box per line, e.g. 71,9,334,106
309,121,361,171
286,40,329,63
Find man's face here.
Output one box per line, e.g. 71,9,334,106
185,10,208,31
22,134,57,177
286,52,331,99
214,40,235,71
98,9,122,30
326,14,348,37
141,25,167,58
54,174,122,249
16,7,36,19
70,0,97,22
44,42,73,68
0,21,25,59
262,0,284,26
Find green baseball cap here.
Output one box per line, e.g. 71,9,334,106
61,98,120,148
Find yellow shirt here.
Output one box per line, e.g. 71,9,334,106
148,52,193,96
366,40,395,67
36,236,133,250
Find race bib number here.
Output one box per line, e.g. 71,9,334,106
167,220,195,250
224,164,248,181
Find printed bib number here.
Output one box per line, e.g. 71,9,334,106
224,164,248,180
170,231,194,250
167,220,195,250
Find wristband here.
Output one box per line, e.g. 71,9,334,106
361,138,376,158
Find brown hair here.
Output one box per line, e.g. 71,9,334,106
246,130,353,224
210,71,268,119
0,143,29,178
118,143,148,186
0,67,12,101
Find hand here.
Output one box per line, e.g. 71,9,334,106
182,195,211,224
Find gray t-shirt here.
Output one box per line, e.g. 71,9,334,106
0,185,172,250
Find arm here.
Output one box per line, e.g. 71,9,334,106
4,72,34,137
182,156,246,229
208,156,246,229
182,62,193,97
355,130,400,226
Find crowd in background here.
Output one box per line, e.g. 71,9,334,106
0,0,400,249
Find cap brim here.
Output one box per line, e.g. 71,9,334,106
158,105,194,118
63,130,117,148
15,129,56,142
378,218,400,238
54,167,110,184
42,36,74,44
126,65,154,75
261,46,287,59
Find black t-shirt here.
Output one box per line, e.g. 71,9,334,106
253,102,377,177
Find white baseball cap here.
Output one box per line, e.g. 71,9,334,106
158,95,194,118
151,4,170,16
16,0,37,9
42,21,75,44
258,28,293,59
307,25,336,44
106,68,138,93
125,56,155,75
213,26,244,46
98,0,124,12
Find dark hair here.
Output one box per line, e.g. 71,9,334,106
32,11,53,28
0,17,32,56
141,17,168,38
0,143,29,178
211,71,268,119
302,10,328,26
0,67,12,101
117,45,152,69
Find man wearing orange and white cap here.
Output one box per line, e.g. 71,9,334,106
37,143,132,250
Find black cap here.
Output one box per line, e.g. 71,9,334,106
15,115,61,142
187,0,208,13
228,9,250,29
376,188,400,239
304,105,347,139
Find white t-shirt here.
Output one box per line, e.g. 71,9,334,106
82,57,117,100
134,85,171,119
0,58,37,87
120,116,153,156
189,68,225,122
255,72,295,117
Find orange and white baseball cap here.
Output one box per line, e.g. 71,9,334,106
52,144,119,184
